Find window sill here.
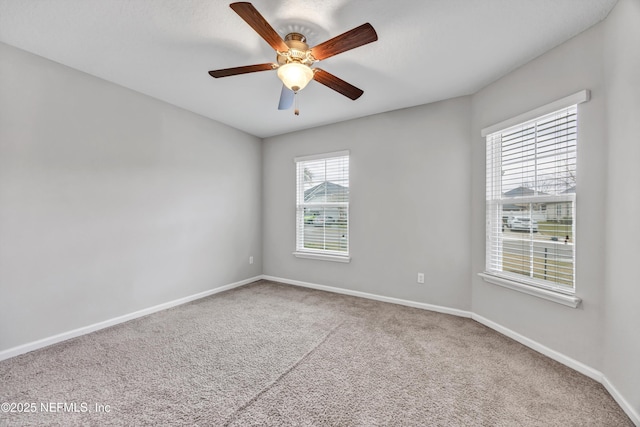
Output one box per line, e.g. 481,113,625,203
478,272,581,308
293,251,351,263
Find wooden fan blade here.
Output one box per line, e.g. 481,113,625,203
278,85,295,110
313,69,364,100
311,23,378,61
230,2,289,52
208,63,277,78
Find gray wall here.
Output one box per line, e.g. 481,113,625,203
0,43,263,351
263,97,472,310
603,0,640,413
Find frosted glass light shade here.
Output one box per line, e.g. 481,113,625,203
277,63,314,92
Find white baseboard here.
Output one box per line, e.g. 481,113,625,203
471,313,603,382
601,375,640,426
262,275,472,318
473,318,638,426
0,276,262,362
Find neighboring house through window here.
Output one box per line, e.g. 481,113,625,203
294,151,350,262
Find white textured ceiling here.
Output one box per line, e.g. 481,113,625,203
0,0,617,138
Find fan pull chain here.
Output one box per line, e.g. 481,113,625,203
294,91,300,116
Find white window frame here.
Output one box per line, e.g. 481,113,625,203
479,91,590,308
293,151,351,263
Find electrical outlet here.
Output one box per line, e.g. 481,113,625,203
249,256,254,265
417,273,425,284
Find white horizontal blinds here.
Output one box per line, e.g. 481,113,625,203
501,107,577,196
296,153,349,255
486,132,504,274
486,105,577,290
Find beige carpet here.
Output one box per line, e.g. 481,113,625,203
0,280,633,426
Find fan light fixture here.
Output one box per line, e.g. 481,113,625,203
277,62,314,92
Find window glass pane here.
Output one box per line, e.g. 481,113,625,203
301,206,348,252
500,202,574,287
296,153,349,256
501,110,576,197
486,105,576,290
301,157,349,204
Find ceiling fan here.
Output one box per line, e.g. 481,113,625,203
208,2,378,115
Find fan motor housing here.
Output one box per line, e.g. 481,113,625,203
277,33,315,66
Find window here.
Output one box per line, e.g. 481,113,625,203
484,100,582,299
294,151,350,262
